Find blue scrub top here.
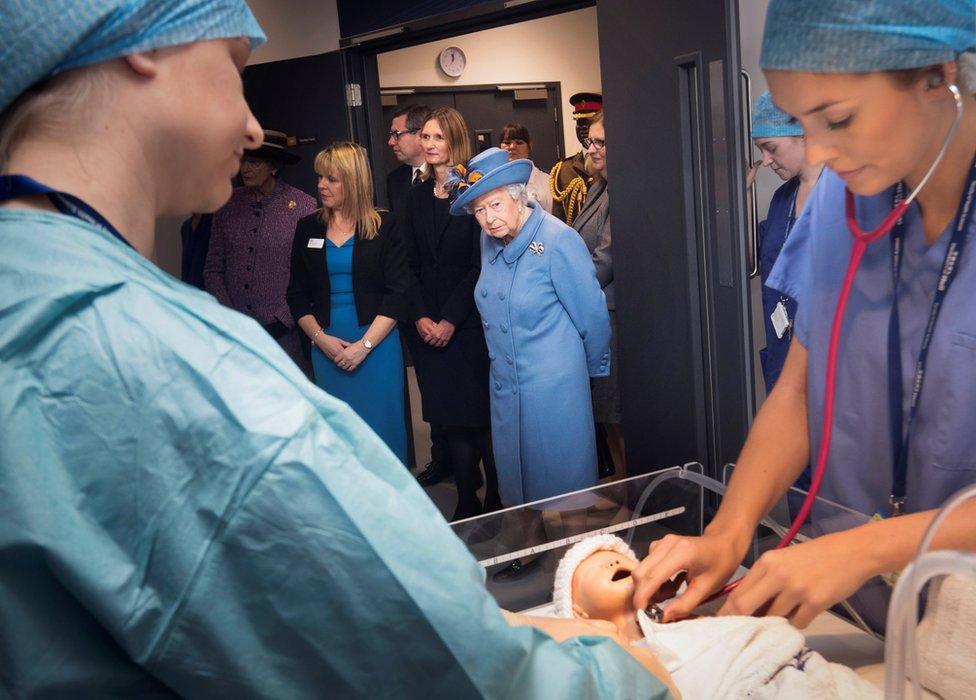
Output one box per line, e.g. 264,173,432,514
769,169,976,632
759,177,800,395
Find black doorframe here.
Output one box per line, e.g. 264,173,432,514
341,3,588,211
341,0,756,481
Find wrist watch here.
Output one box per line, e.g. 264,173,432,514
362,338,373,350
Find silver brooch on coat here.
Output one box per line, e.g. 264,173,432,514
529,241,545,256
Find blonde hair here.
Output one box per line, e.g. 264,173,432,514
314,142,382,240
421,106,472,180
0,65,109,171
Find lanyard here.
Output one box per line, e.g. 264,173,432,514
778,185,801,309
784,182,800,240
885,154,976,515
0,174,133,249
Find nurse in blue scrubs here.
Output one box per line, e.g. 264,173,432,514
750,91,823,396
634,0,976,634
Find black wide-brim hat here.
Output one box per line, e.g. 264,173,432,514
248,129,301,165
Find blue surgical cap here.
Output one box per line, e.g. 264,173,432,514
0,0,266,113
761,0,976,73
752,91,803,138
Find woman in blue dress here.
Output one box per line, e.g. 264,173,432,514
633,0,976,635
288,142,410,464
449,148,611,507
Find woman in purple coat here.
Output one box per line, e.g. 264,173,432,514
204,129,316,374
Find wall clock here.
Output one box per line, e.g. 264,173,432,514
438,46,466,77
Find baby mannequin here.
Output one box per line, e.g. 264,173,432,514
552,535,881,699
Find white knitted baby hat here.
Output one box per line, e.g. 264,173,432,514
552,534,637,618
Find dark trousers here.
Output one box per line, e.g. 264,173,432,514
447,426,499,520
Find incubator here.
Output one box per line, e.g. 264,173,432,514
449,464,939,695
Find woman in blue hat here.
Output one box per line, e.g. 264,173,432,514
450,148,611,507
0,1,672,696
633,0,976,635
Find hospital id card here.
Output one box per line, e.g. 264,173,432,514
307,238,325,249
771,301,791,339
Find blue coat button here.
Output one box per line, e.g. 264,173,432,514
500,324,508,333
511,386,518,394
484,321,489,328
498,291,506,300
506,354,513,364
489,352,496,361
494,380,502,390
481,289,488,297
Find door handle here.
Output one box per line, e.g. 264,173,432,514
741,69,760,279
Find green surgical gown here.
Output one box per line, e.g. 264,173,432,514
0,209,669,699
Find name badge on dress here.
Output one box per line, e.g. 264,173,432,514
771,301,791,339
307,238,325,249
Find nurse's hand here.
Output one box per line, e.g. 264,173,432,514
315,334,349,361
717,530,874,628
632,531,746,622
746,160,762,189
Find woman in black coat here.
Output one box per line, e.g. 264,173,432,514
402,107,500,519
287,142,410,464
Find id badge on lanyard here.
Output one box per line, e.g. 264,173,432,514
770,186,800,340
885,155,976,515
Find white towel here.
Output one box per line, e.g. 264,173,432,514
634,612,880,699
915,574,976,700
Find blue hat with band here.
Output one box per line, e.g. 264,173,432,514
448,148,533,216
752,91,803,138
761,0,976,73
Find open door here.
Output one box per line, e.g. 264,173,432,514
598,0,754,480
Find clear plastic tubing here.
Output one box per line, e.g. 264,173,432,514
884,549,976,699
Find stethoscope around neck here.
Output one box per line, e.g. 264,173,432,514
704,82,967,607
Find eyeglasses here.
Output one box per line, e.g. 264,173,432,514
388,128,419,141
581,137,605,150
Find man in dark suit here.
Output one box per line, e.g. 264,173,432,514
386,103,452,487
386,104,430,216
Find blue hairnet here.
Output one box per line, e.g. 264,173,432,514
0,0,265,113
752,91,803,138
761,0,976,73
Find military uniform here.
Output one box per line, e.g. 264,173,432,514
549,92,602,225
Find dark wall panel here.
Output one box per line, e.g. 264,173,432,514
338,0,493,38
243,52,350,199
597,0,750,477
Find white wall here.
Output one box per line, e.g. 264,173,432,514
154,0,341,275
376,7,602,153
247,0,340,64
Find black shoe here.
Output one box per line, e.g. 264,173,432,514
451,499,483,522
491,555,543,582
416,461,450,487
483,492,503,513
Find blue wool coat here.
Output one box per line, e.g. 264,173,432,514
475,203,611,505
